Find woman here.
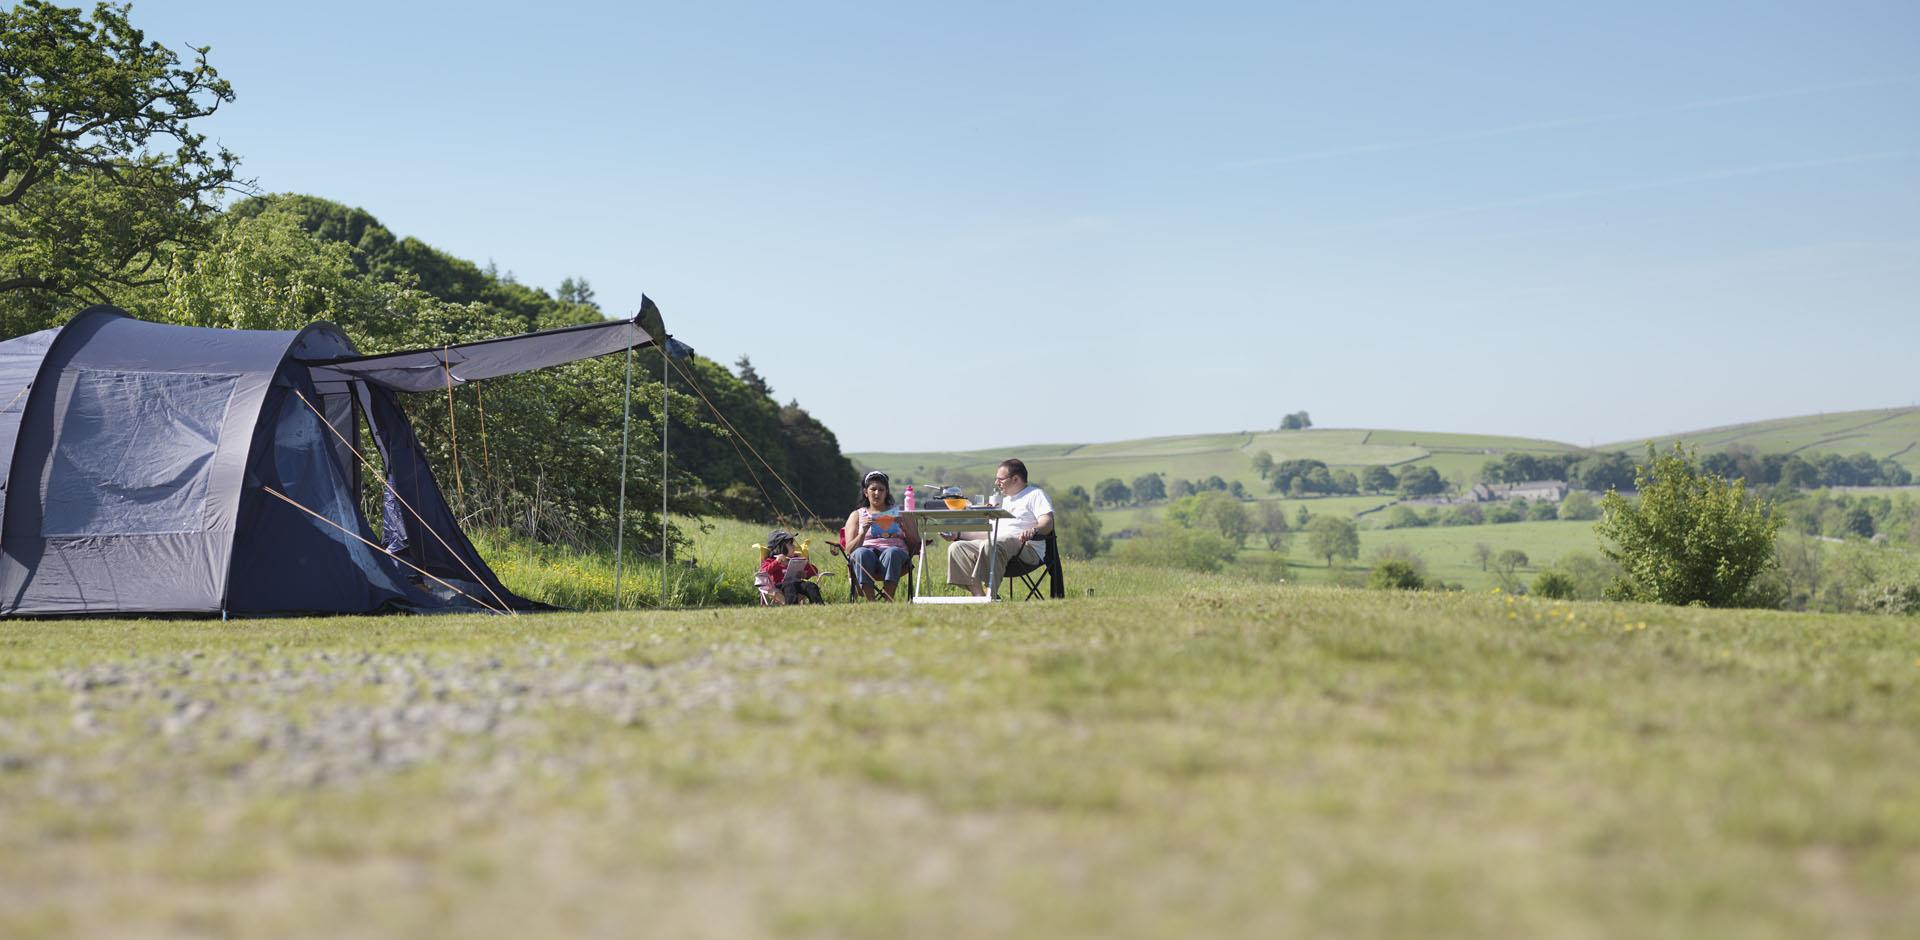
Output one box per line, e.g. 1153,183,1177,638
843,470,919,601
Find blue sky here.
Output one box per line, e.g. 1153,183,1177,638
134,1,1920,452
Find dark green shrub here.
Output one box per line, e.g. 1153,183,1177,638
1367,560,1425,591
1531,570,1577,600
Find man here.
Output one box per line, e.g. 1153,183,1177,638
944,458,1053,597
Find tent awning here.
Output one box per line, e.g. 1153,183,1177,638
302,296,668,392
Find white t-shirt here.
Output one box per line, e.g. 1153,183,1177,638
993,485,1054,560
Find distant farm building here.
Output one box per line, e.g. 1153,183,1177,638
1469,480,1571,503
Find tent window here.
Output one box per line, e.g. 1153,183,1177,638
269,387,361,535
44,369,238,536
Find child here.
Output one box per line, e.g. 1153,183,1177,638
759,530,821,605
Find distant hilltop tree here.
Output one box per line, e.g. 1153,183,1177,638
1280,411,1313,431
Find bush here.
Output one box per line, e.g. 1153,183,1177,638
1367,560,1425,591
1559,491,1600,520
1384,506,1427,529
1369,543,1428,577
1442,505,1484,526
1597,445,1782,607
1553,552,1624,601
1047,485,1109,560
1485,503,1524,524
1113,524,1239,573
1528,500,1559,521
1858,578,1920,615
1531,570,1577,600
1166,490,1252,546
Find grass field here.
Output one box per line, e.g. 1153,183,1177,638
1090,495,1596,592
1248,519,1603,591
854,409,1920,502
852,428,1574,501
3,564,1916,939
1606,407,1920,471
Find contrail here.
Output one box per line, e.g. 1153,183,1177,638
1351,151,1915,228
1224,76,1918,170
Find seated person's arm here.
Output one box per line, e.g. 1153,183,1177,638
1021,511,1055,544
844,510,866,550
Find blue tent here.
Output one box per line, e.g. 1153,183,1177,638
0,302,666,616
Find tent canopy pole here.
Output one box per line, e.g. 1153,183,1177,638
613,344,634,610
661,338,669,609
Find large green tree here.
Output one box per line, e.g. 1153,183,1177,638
1305,515,1360,568
1130,472,1166,503
1256,501,1293,551
1167,490,1252,547
229,194,600,331
1596,445,1782,607
206,195,856,530
1396,465,1446,497
1,1,239,331
1044,483,1108,560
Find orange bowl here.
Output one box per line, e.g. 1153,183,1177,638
943,497,970,510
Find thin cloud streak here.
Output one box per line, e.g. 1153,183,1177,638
1223,75,1918,170
1347,151,1915,228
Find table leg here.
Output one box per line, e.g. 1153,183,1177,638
987,519,1000,601
913,535,925,602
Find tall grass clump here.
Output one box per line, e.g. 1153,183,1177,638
470,527,757,609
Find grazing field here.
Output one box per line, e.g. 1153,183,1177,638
1094,495,1398,533
1605,407,1920,471
1249,519,1603,591
1093,498,1598,592
852,428,1574,500
3,562,1917,939
857,409,1920,502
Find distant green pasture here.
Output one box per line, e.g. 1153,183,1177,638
855,409,1920,508
1355,428,1578,452
1229,518,1600,591
1354,519,1601,589
1611,407,1920,471
1093,495,1397,532
855,427,1581,507
1240,436,1428,467
1068,431,1254,457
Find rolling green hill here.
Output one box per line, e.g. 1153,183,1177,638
852,408,1920,500
851,428,1579,500
1602,406,1920,470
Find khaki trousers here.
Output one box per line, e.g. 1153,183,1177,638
947,534,1040,593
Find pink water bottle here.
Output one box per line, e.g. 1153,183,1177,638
903,483,915,511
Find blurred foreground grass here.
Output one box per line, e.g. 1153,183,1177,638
1,572,1917,938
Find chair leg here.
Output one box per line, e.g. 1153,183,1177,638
1022,574,1044,601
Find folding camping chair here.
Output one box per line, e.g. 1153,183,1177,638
828,531,916,601
754,538,823,606
1002,530,1066,601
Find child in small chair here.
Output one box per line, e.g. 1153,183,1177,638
757,530,821,605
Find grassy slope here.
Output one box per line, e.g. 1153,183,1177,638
2,573,1916,939
853,428,1577,499
1256,519,1603,590
856,409,1920,497
1091,498,1594,592
1605,407,1920,472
